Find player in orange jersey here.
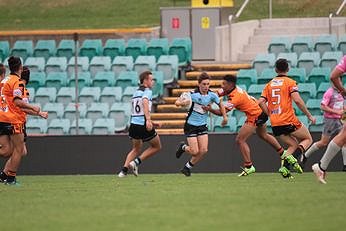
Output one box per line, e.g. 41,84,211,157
204,75,285,176
258,58,316,178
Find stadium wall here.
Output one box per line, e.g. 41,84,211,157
0,133,342,175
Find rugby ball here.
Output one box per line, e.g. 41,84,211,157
179,92,192,110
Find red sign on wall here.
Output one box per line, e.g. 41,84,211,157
172,18,180,29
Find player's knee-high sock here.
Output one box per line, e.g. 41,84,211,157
320,141,341,171
304,143,319,158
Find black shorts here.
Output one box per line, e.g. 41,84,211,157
255,112,268,127
272,124,299,136
23,123,27,142
128,123,157,142
184,123,208,137
0,122,14,136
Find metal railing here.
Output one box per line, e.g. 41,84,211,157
329,0,346,34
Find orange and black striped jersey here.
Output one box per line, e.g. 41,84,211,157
260,76,300,127
17,79,30,123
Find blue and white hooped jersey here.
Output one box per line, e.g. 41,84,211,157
130,86,153,125
186,88,220,126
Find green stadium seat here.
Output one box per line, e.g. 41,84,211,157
78,87,101,104
297,52,320,75
115,71,138,90
56,39,75,59
26,118,47,134
34,87,57,107
168,37,192,65
134,55,156,74
43,102,64,122
92,118,115,135
89,56,112,77
306,99,322,115
236,116,247,131
232,108,245,122
47,118,70,135
0,41,10,60
287,67,306,83
79,39,103,60
10,40,33,60
152,71,164,98
320,51,343,69
63,103,87,122
121,86,138,103
27,87,35,102
56,87,76,105
33,40,56,60
100,86,122,105
248,84,266,99
298,83,316,102
252,53,275,76
27,72,46,90
109,102,131,132
337,34,346,55
236,69,256,88
156,55,179,84
111,56,134,78
314,34,337,56
268,37,291,56
24,57,45,72
307,67,331,89
125,38,147,61
67,56,89,76
86,102,109,122
257,68,276,84
45,57,67,73
68,71,92,90
214,116,237,133
70,118,93,135
147,38,169,61
277,52,298,67
316,82,331,99
92,71,116,89
309,115,324,132
103,39,125,59
45,72,68,89
238,84,247,91
291,36,313,56
297,115,309,128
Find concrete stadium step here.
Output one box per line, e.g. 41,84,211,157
171,88,219,97
238,52,259,63
178,80,223,88
162,97,178,104
156,128,184,135
151,113,186,120
243,44,268,53
186,71,237,80
192,63,251,71
254,27,329,36
157,104,188,112
153,120,185,128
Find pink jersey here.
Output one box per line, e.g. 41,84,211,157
321,87,344,119
336,55,346,73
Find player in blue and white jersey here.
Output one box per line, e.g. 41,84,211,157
175,72,227,176
118,71,161,177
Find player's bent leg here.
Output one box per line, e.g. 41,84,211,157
118,139,142,177
256,125,282,150
291,124,313,151
185,136,199,156
0,135,13,157
236,123,255,166
190,134,208,165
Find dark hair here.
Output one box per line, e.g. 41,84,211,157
21,66,30,83
198,72,210,83
139,71,152,84
275,58,289,73
8,56,22,73
0,63,5,76
224,74,237,84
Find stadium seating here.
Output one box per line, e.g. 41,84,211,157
316,82,331,99
92,118,115,135
146,38,169,61
103,39,125,59
26,118,48,134
152,71,164,98
34,87,57,107
24,57,45,72
298,83,316,102
248,84,266,99
45,57,68,73
111,56,134,78
277,52,298,67
309,115,324,132
291,36,313,56
213,116,237,133
79,39,103,59
47,118,70,135
0,41,10,60
297,52,320,75
70,118,93,135
33,40,56,60
27,87,35,102
307,67,331,89
134,55,156,74
314,34,337,56
168,37,192,65
45,72,68,89
89,56,112,77
306,99,322,115
268,37,291,56
287,67,306,83
293,102,304,115
338,34,346,55
78,87,101,104
236,116,247,131
99,86,122,105
56,39,75,59
297,115,309,128
257,68,276,84
67,56,89,76
121,86,138,103
42,102,64,122
252,53,275,75
10,40,33,60
68,71,92,90
63,103,87,122
109,102,131,132
92,71,116,89
27,72,46,90
236,69,256,88
85,102,109,122
156,55,179,84
115,71,138,90
125,38,147,60
319,51,343,69
56,87,76,105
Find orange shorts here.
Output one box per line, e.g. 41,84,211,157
244,112,266,127
11,123,25,134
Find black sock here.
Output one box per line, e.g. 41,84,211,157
293,145,305,159
134,157,142,166
6,175,15,183
0,171,7,181
283,159,290,169
121,167,128,173
185,161,194,169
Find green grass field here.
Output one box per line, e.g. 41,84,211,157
0,173,345,231
0,0,344,30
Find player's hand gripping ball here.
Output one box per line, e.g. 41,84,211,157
179,92,192,110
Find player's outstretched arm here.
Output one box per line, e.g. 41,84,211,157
291,92,316,124
218,101,228,126
258,97,269,115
